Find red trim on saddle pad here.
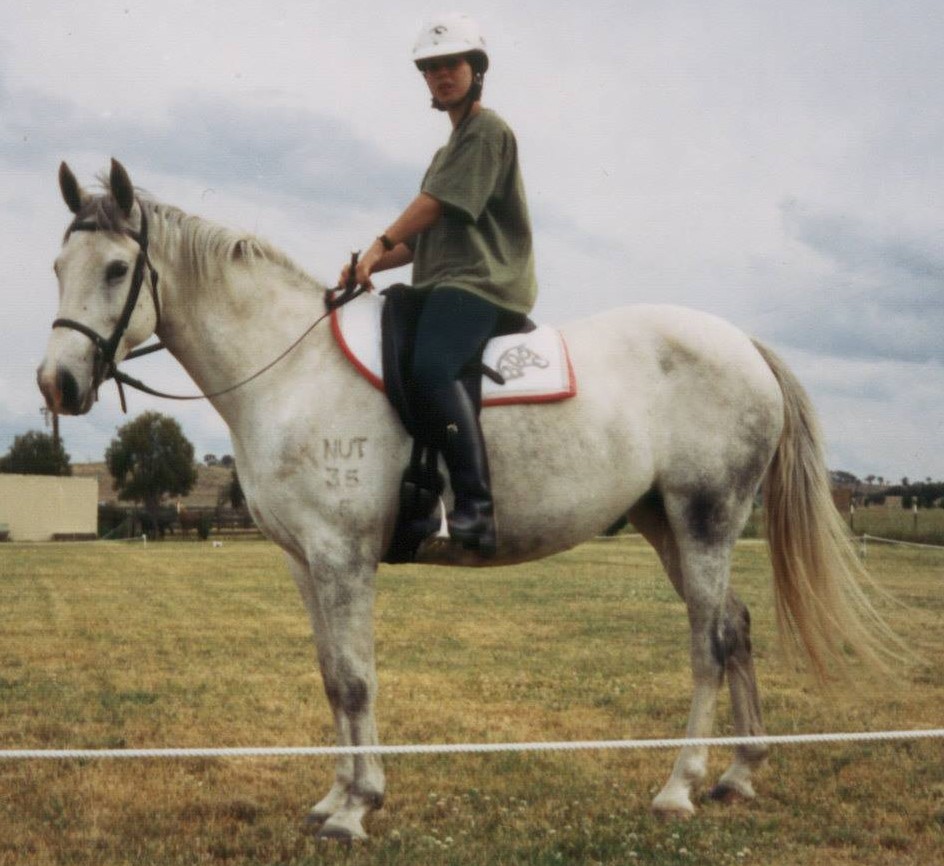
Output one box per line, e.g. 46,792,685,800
330,304,577,407
479,345,577,406
330,311,385,392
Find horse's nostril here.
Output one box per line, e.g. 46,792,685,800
57,367,82,413
37,365,55,409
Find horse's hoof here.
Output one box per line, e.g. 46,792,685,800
651,789,696,821
708,783,741,804
305,782,350,829
316,814,368,842
303,810,328,829
651,805,696,822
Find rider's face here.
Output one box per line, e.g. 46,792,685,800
422,55,474,107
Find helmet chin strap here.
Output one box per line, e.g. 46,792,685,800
431,73,484,119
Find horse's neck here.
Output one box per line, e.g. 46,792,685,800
149,219,331,420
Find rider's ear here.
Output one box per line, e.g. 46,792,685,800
109,158,135,218
59,162,87,214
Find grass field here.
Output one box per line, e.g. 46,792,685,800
707,503,944,545
847,505,944,547
0,536,941,865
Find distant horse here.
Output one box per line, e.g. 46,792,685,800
38,160,894,840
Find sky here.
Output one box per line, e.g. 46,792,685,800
1,0,942,482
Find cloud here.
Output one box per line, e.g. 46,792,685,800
4,0,944,481
768,199,944,364
0,71,418,215
783,348,944,480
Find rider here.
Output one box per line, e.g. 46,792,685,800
341,13,538,557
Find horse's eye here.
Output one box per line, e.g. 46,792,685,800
105,261,130,283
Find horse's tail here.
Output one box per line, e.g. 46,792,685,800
752,339,902,682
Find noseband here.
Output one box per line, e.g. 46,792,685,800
51,205,161,407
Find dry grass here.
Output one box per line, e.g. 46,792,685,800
0,536,941,865
848,505,944,546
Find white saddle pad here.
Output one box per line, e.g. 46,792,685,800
330,292,576,406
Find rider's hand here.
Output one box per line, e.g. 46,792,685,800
354,240,385,289
338,239,384,290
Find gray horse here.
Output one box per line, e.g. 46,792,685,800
38,160,893,840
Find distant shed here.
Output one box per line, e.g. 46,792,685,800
831,487,854,513
0,474,97,541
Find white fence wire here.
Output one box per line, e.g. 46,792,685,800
2,729,942,761
860,533,944,552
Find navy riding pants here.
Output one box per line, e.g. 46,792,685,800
410,287,505,391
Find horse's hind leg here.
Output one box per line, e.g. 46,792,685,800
710,591,769,803
629,492,718,817
645,489,755,819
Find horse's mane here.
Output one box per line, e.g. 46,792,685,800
83,172,325,293
146,198,324,291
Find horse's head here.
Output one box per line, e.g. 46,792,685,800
37,159,161,415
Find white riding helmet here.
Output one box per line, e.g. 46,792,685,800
412,13,489,72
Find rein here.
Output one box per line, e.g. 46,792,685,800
53,209,366,411
112,291,353,405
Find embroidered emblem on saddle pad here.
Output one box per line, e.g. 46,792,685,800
331,292,576,406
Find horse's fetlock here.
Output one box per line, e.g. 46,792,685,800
352,784,385,811
735,742,769,766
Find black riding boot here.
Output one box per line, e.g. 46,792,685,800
421,383,497,557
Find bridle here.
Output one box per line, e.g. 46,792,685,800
52,206,161,411
51,209,365,411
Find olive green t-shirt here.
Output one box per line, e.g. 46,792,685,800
410,109,538,315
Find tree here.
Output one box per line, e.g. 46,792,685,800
0,430,71,476
916,483,939,510
105,412,197,534
830,469,859,487
203,453,219,467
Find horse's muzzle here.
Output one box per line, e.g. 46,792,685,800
37,362,91,416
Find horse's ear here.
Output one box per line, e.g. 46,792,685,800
59,162,86,214
109,158,135,218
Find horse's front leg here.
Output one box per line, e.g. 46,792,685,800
287,556,385,841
